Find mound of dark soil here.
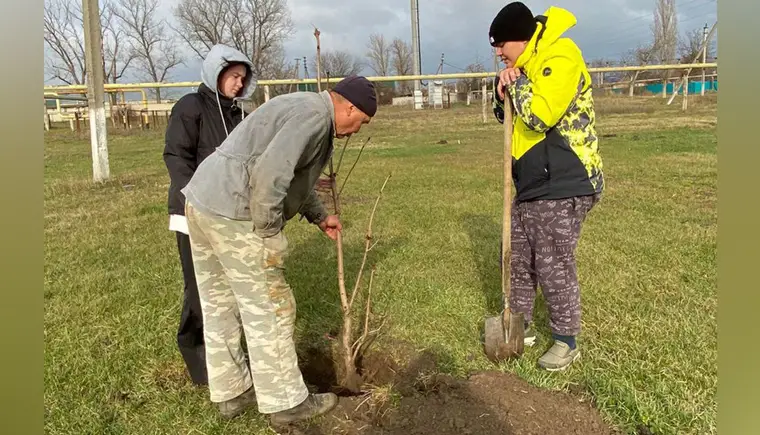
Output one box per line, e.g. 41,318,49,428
280,342,619,435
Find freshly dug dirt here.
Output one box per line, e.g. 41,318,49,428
282,342,619,435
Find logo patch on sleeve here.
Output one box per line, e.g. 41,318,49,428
543,67,552,76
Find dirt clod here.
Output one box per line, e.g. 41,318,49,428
289,341,619,435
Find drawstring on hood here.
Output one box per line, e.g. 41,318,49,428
201,44,257,138
215,92,230,136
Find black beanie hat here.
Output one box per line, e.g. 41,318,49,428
489,2,537,46
333,75,377,117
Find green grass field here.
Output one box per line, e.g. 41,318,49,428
44,95,717,435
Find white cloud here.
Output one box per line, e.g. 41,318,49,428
46,0,717,85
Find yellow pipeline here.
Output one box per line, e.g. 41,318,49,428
43,92,62,112
42,62,718,92
44,88,147,109
45,88,149,125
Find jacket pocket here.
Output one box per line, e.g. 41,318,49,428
514,140,549,198
262,231,289,269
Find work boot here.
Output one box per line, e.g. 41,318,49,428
538,341,580,371
217,386,257,419
269,393,338,426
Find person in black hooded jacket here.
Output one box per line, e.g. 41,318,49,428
163,44,256,387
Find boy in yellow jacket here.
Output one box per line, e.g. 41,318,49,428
490,2,603,371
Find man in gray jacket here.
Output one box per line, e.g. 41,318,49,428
182,75,376,424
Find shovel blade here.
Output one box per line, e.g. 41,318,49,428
484,315,505,362
483,311,525,363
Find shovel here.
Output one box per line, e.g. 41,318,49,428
483,87,525,363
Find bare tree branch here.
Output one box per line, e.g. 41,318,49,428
679,26,715,64
391,38,413,94
351,267,375,362
101,0,136,84
172,0,293,81
171,0,229,58
113,0,183,102
457,62,486,92
347,168,387,311
334,135,353,177
651,0,678,64
44,0,86,85
338,137,371,198
313,32,390,394
311,50,364,78
366,33,391,76
338,173,391,391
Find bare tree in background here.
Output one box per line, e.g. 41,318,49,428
44,0,135,87
101,0,136,85
43,0,86,85
366,33,391,76
457,62,485,92
651,0,678,65
245,0,292,78
113,0,183,102
172,0,293,79
390,38,412,95
621,44,657,81
172,0,231,57
679,27,715,63
100,0,137,125
311,51,364,78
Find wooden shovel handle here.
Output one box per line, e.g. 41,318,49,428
501,91,514,321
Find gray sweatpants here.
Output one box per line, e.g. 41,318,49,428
185,201,309,414
505,194,600,336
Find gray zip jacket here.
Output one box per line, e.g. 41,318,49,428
181,90,334,238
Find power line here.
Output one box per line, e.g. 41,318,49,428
443,62,466,72
579,0,717,58
581,0,715,38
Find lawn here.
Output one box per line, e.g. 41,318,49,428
44,94,717,434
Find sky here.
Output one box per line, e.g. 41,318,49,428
44,0,718,87
163,0,717,84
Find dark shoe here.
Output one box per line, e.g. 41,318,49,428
218,386,257,419
269,393,338,425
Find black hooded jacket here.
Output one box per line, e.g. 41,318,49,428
162,44,256,217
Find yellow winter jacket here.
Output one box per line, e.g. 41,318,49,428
493,6,604,201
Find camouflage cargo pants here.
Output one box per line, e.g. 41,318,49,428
185,201,309,414
504,194,601,336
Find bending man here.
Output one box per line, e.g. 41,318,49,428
182,75,376,423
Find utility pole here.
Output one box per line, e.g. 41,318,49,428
289,58,300,93
493,51,500,93
43,98,50,131
701,23,708,96
410,0,423,109
82,0,110,182
668,21,717,105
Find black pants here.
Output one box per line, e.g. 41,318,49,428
175,231,208,385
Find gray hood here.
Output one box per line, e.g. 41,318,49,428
201,44,257,101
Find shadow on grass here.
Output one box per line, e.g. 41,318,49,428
460,213,549,335
284,228,405,390
461,213,503,315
